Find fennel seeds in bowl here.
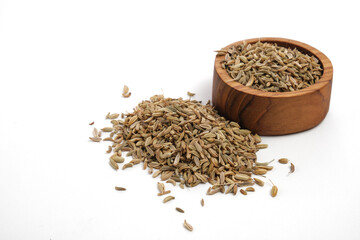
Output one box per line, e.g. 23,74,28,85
216,41,323,92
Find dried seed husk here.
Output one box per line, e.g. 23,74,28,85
161,171,174,181
176,207,185,213
220,172,225,185
278,158,289,164
233,184,238,195
122,163,133,170
121,147,132,151
145,136,152,147
115,186,126,191
201,198,204,207
225,184,235,194
114,145,122,152
254,178,264,187
109,158,119,170
234,173,251,181
215,49,227,55
106,146,112,154
237,182,255,187
256,144,268,149
253,134,261,143
271,185,278,197
166,179,176,186
107,113,120,119
101,127,113,132
124,92,131,98
152,170,161,178
187,91,195,97
89,121,94,125
122,85,130,98
130,159,142,165
157,182,165,193
184,220,193,231
123,85,129,94
163,196,175,203
103,137,114,141
255,159,274,166
110,119,119,125
128,115,138,125
245,187,255,192
240,189,247,195
289,163,295,173
245,74,255,87
89,137,102,142
157,190,171,196
254,166,273,170
253,169,267,175
92,127,99,137
111,155,125,163
206,187,220,195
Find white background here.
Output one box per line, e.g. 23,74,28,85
1,0,360,239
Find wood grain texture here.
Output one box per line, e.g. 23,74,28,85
212,37,333,136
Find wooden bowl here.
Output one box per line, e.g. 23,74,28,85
212,37,333,136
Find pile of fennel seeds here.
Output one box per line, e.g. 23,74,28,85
98,94,280,195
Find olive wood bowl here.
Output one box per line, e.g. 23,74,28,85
212,37,333,136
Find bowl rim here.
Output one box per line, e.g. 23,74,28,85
214,37,333,98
